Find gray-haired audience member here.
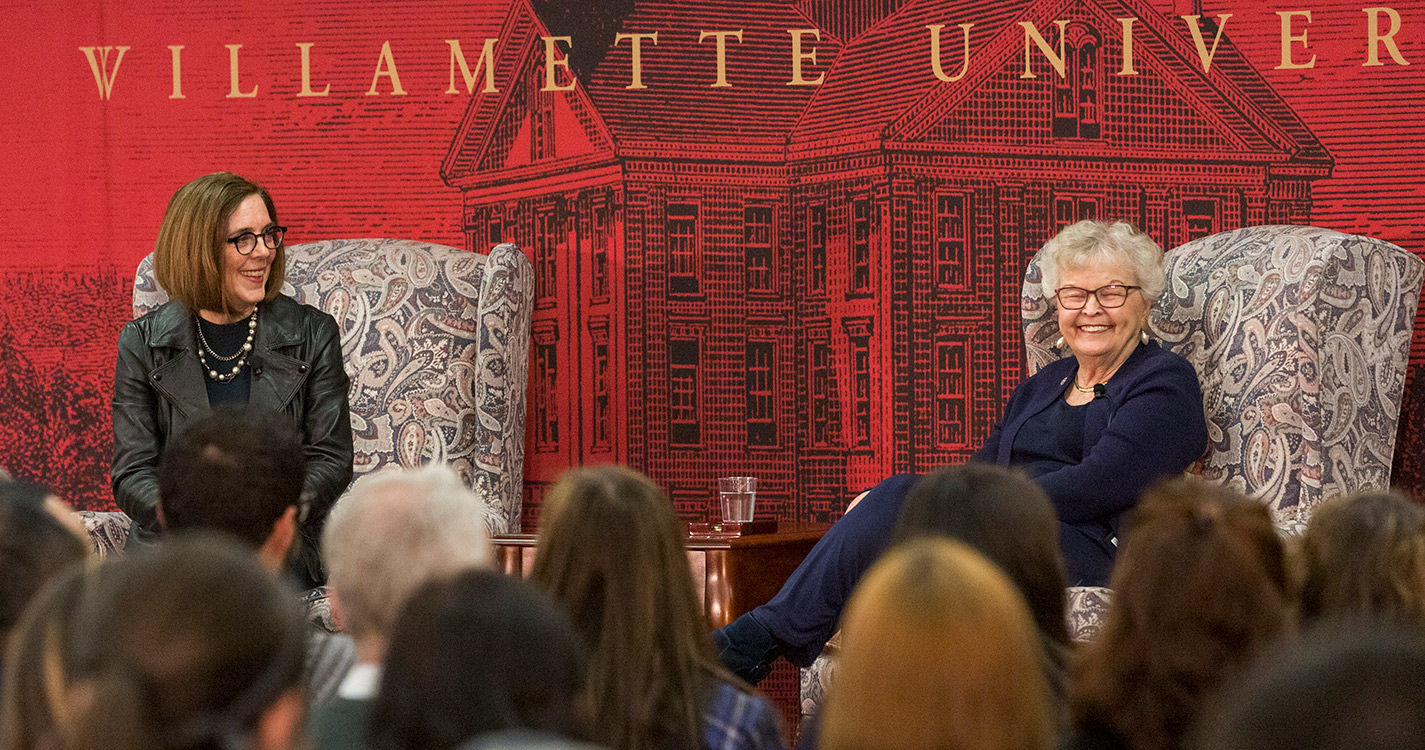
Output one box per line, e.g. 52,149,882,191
158,405,355,706
1196,626,1425,750
309,462,493,750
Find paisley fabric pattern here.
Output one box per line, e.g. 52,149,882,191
78,509,132,559
1023,225,1422,530
1066,586,1114,643
133,239,533,534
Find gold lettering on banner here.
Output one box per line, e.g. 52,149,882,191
446,38,499,94
296,43,330,96
615,32,658,89
168,45,185,98
1117,17,1138,75
542,36,577,92
927,23,974,82
698,30,742,87
367,41,407,95
226,44,258,98
1364,7,1409,66
1276,11,1317,69
1181,14,1233,73
787,29,825,86
78,46,129,100
1018,20,1069,79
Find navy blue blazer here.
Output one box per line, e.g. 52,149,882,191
973,342,1207,582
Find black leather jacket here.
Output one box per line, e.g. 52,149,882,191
111,295,354,580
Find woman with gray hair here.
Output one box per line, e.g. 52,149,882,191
715,220,1207,685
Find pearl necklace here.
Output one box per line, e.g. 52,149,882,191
196,310,257,382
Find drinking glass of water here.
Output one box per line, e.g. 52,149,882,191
718,476,757,523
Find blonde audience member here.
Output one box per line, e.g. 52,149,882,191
819,538,1055,750
0,566,91,750
1299,491,1425,629
531,466,786,750
1069,480,1291,750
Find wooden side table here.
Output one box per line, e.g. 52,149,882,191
492,524,829,628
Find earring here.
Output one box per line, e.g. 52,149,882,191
1140,329,1150,345
1055,336,1066,349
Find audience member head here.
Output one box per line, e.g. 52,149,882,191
65,535,308,750
0,481,87,647
155,172,285,317
531,465,730,750
1196,624,1425,750
894,463,1070,647
321,462,491,661
367,569,590,750
820,538,1055,750
158,405,306,569
0,565,93,750
1071,479,1290,750
1299,491,1425,629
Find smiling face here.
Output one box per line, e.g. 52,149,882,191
1055,261,1150,375
210,193,276,322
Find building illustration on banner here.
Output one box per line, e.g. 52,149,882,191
443,0,1330,525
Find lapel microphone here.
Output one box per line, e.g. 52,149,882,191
1093,383,1107,399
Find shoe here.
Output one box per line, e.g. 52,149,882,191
712,612,793,685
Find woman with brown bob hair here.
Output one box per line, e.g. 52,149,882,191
1299,491,1425,629
530,465,786,750
1068,480,1291,750
819,538,1056,750
111,172,352,586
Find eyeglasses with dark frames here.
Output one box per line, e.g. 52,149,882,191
1055,284,1141,310
227,226,287,256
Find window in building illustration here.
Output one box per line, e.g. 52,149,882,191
487,206,503,245
810,339,831,447
668,338,701,446
934,193,971,290
745,205,774,293
1054,31,1101,139
850,335,871,447
592,203,611,301
808,203,827,294
592,339,612,451
1053,195,1099,229
935,339,969,449
1182,199,1219,241
851,198,872,294
534,339,559,451
531,89,555,161
667,204,700,296
534,210,557,307
746,340,776,446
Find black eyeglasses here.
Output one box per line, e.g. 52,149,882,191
1055,284,1141,310
227,226,287,256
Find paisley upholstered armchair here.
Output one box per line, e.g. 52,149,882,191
82,239,532,555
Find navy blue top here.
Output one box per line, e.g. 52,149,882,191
1011,397,1088,479
196,315,253,405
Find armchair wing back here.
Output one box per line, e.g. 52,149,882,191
1022,225,1423,532
133,238,533,534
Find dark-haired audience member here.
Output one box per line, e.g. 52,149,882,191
1299,491,1425,629
820,538,1055,750
158,405,354,705
0,566,91,750
532,466,787,750
368,569,595,750
1195,625,1425,750
310,464,493,750
1068,480,1290,750
894,465,1072,717
66,535,310,750
0,481,87,670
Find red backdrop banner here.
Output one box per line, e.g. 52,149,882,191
3,0,1424,523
